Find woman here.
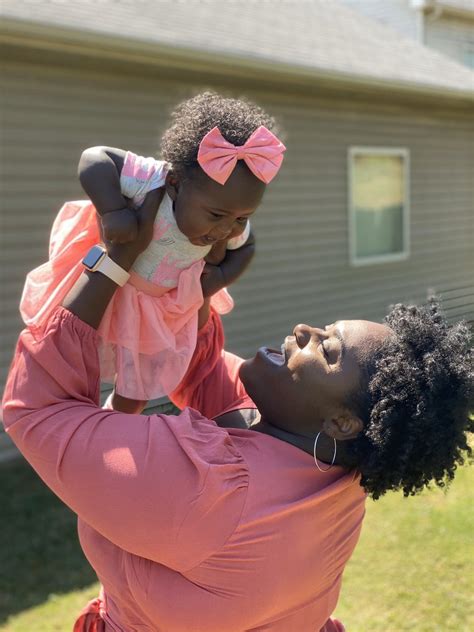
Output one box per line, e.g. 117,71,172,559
2,190,472,631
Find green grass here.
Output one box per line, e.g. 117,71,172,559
335,464,474,631
0,459,99,632
1,458,472,631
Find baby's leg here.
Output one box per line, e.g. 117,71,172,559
110,390,148,414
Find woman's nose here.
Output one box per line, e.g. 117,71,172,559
293,324,325,348
293,324,312,348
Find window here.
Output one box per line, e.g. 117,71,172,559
463,44,474,69
348,147,410,266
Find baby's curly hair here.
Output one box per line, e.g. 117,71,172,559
160,91,279,177
349,299,473,500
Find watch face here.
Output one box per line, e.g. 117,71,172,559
83,245,105,269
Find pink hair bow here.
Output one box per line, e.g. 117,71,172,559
197,125,286,185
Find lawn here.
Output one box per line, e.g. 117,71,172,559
1,457,472,632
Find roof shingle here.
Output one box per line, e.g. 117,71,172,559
1,0,473,97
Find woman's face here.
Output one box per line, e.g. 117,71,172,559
240,320,391,436
166,163,265,246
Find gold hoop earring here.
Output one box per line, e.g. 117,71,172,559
313,432,337,472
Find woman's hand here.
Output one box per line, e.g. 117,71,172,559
63,187,164,329
106,188,164,271
101,208,138,244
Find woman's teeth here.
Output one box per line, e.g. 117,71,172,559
264,347,285,366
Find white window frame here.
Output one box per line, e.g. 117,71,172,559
348,147,410,267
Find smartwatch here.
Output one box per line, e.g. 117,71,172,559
82,245,130,287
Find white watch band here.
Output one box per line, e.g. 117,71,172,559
97,253,131,287
83,246,131,287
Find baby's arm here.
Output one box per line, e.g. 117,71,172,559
201,230,255,298
78,146,137,243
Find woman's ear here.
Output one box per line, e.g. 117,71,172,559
323,411,363,441
165,171,179,201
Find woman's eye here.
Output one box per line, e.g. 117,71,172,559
322,341,330,364
237,217,247,224
210,212,223,219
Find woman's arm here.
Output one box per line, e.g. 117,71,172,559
2,189,248,569
2,309,247,570
170,304,254,419
65,188,163,328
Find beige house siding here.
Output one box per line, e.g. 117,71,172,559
425,13,474,68
341,0,474,69
226,95,474,348
1,51,473,459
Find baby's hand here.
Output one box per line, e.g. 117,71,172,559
101,208,138,244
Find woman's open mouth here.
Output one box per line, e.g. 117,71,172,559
258,344,286,366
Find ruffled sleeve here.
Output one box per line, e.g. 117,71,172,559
2,307,248,571
120,151,168,207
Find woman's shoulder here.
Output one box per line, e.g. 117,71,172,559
159,406,250,483
214,404,258,430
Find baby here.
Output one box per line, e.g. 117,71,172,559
21,92,285,413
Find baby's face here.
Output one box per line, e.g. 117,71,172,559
166,163,265,246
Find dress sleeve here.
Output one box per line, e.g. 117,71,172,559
120,151,168,207
2,307,248,571
170,309,254,419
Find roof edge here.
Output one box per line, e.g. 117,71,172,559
432,1,474,19
1,16,473,103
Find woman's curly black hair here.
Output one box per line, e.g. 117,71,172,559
160,91,279,177
349,298,473,500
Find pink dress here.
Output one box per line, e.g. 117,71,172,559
20,152,249,400
3,306,364,631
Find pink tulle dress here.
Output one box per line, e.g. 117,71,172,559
20,152,249,400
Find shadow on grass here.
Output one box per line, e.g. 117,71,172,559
0,458,97,624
